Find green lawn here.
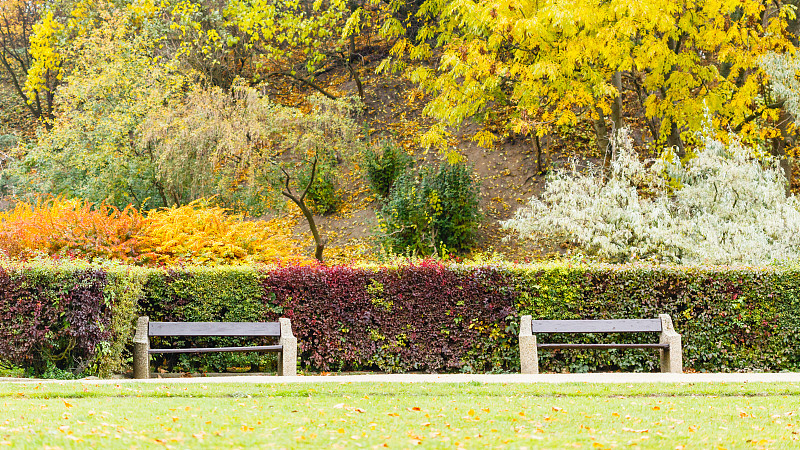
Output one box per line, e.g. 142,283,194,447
0,382,797,448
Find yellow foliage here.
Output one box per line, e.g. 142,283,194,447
25,11,65,100
139,200,303,266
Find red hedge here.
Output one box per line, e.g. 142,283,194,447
0,267,111,373
264,262,516,372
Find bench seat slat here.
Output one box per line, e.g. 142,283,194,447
149,322,281,337
538,343,669,349
149,345,283,354
531,319,662,334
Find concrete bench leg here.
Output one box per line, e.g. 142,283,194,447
278,318,297,376
133,316,150,379
659,314,683,373
519,315,539,374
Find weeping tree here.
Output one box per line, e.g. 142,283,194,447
143,87,364,262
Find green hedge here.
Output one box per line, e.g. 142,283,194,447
1,262,798,377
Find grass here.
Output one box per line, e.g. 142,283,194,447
0,382,798,448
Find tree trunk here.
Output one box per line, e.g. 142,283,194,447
533,132,543,173
281,156,327,262
666,120,685,158
592,105,610,157
771,108,793,195
611,71,624,132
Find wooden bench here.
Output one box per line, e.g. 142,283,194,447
519,315,682,374
132,316,297,378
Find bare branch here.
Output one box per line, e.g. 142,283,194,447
267,71,338,100
299,153,318,202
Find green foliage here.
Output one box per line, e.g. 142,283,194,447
39,361,79,380
363,140,411,199
380,160,481,256
0,134,17,149
298,152,341,216
509,264,800,373
18,11,185,209
139,266,278,373
99,265,149,378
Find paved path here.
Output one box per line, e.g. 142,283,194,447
3,373,800,384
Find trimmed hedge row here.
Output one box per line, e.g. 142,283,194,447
1,262,799,376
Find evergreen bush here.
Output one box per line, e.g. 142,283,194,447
363,140,411,199
380,160,481,255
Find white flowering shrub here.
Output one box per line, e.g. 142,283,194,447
503,129,800,265
760,53,800,119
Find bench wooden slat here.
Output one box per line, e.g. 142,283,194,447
531,319,662,333
149,322,281,337
538,343,669,349
149,345,284,354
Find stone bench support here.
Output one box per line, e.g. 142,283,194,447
519,314,682,374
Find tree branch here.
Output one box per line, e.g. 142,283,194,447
267,71,338,100
300,153,318,202
733,100,786,132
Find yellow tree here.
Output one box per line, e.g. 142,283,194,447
0,0,53,123
398,0,795,162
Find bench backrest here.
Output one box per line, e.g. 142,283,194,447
149,322,281,337
530,319,662,334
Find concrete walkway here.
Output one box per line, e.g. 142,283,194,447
4,372,800,384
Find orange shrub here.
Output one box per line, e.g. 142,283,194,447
139,200,302,265
0,197,145,261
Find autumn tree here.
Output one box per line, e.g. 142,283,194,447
154,0,383,101
0,0,53,123
18,9,185,207
390,0,795,165
144,87,363,261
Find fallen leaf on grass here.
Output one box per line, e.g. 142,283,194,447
746,439,775,445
